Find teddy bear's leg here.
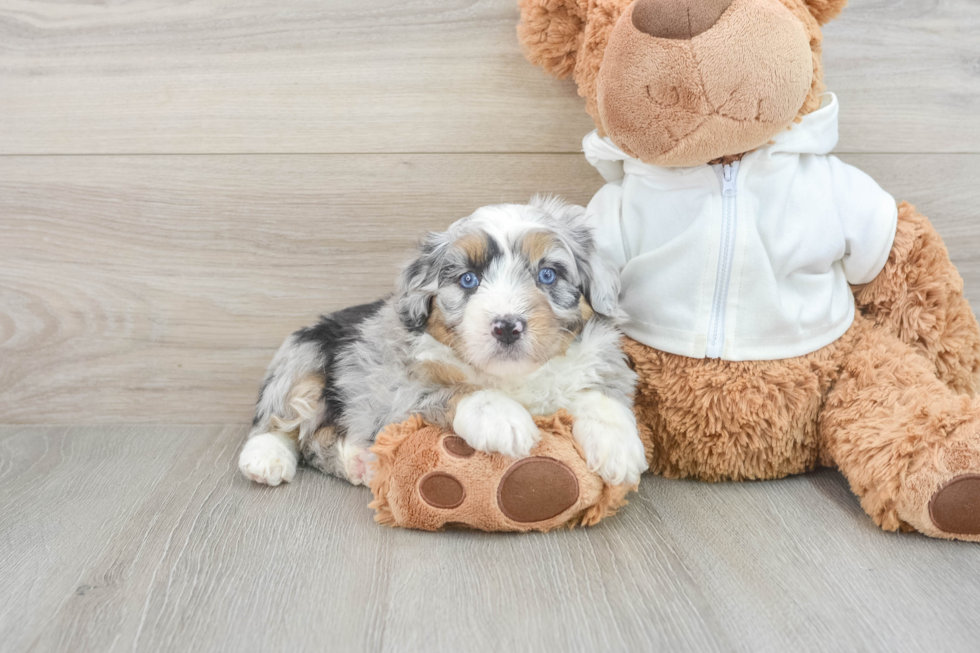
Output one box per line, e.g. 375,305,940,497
622,336,834,482
819,314,980,541
853,202,980,396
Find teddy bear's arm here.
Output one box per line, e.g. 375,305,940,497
825,158,980,393
828,156,899,286
853,203,980,396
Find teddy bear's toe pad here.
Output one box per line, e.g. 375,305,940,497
497,457,580,523
929,474,980,535
419,472,466,509
443,436,476,458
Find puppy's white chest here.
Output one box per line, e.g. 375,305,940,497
492,345,600,414
414,331,605,414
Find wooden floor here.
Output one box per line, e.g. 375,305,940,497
2,424,980,653
3,0,980,650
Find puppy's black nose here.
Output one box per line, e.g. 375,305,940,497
491,317,526,345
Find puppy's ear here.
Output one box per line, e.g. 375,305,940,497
803,0,847,25
531,195,624,319
394,232,447,331
578,248,623,319
517,0,587,79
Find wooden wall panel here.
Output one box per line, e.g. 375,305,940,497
1,153,977,423
0,0,978,154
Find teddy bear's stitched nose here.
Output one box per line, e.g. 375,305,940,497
631,0,734,39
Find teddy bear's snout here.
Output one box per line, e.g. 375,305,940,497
631,0,734,40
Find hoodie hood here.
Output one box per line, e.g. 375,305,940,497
584,93,840,181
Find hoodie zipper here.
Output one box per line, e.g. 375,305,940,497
705,161,739,359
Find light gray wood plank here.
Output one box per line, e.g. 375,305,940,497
0,153,601,424
2,424,980,652
2,153,978,424
826,0,980,154
0,424,229,651
0,0,977,155
0,425,730,652
638,472,980,653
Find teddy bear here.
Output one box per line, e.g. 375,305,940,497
509,0,980,540
367,0,980,540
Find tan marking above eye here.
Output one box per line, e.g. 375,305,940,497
455,233,491,267
521,231,558,263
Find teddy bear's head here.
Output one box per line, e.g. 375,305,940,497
518,0,847,166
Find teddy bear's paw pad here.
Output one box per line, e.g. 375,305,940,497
496,457,579,523
443,436,475,458
929,474,980,535
419,472,466,509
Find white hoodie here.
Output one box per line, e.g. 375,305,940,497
583,94,898,361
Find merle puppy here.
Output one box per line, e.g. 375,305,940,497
239,197,647,488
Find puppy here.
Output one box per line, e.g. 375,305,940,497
238,196,648,488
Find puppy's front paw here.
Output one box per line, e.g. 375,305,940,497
453,390,540,459
571,392,648,485
239,433,298,486
338,439,377,487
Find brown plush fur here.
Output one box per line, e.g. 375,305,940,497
515,0,980,540
854,203,980,397
818,315,980,540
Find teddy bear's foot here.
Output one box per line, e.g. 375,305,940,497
895,428,980,542
929,475,980,536
368,412,635,532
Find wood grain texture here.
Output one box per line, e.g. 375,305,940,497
2,153,978,424
0,153,599,423
1,0,978,155
2,424,980,653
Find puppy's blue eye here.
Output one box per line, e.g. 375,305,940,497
459,272,479,289
538,268,557,285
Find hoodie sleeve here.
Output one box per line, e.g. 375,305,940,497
583,130,626,183
828,156,899,285
585,181,630,273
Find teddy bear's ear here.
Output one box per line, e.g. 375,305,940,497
803,0,848,25
517,0,587,79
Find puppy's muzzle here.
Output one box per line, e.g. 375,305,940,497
491,316,526,345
